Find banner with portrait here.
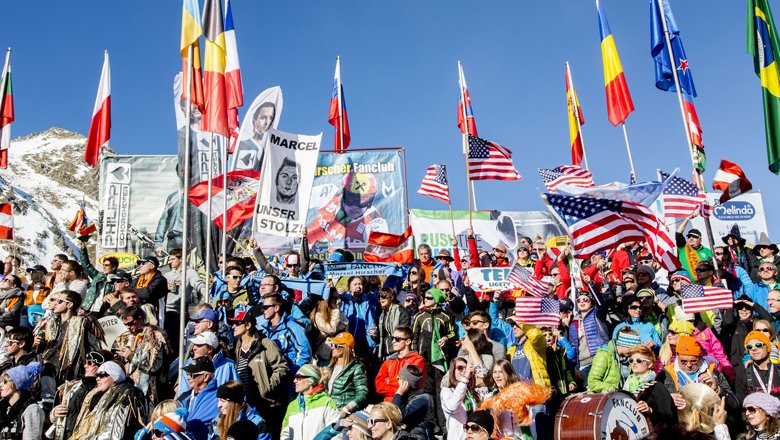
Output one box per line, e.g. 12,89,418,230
231,86,284,172
253,129,321,238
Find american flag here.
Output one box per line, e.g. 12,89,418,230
515,296,561,327
417,164,450,203
467,134,521,181
547,193,681,271
659,171,712,218
680,284,733,313
507,264,550,297
538,165,595,193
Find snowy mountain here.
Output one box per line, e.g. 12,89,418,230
0,127,111,267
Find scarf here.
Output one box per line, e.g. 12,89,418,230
684,245,703,282
462,388,479,413
136,272,154,289
430,308,448,372
623,371,656,394
673,358,709,388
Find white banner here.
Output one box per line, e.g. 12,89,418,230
466,267,515,291
253,129,321,237
98,315,128,349
689,192,768,246
232,86,284,172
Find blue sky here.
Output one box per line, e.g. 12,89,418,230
0,0,776,237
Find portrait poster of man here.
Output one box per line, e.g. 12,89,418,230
97,156,180,260
253,128,321,238
231,86,283,172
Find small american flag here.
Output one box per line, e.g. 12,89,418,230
515,296,560,327
680,284,733,313
467,134,521,181
659,170,712,218
417,164,450,204
538,165,595,193
507,264,550,297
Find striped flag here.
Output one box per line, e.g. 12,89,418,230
547,193,680,271
187,169,260,231
180,0,205,111
680,284,733,313
515,296,560,328
467,134,521,181
0,203,12,240
364,226,415,264
566,63,585,167
0,50,14,169
748,0,780,174
538,165,594,193
84,52,110,167
597,0,634,126
68,202,97,238
658,170,711,218
224,0,243,153
328,57,350,152
507,264,550,297
713,159,752,203
201,0,228,137
417,164,450,204
457,62,478,137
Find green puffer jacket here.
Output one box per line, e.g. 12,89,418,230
327,359,368,413
587,340,621,393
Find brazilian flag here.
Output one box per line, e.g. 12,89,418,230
748,0,780,175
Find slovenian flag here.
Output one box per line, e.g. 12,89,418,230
328,57,350,152
457,62,478,137
597,0,634,127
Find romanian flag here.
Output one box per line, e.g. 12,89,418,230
566,63,585,167
0,50,13,170
328,57,350,152
224,0,243,152
180,0,204,112
457,62,478,137
201,0,228,137
597,0,634,127
748,0,780,175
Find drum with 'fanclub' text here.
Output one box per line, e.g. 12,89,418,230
554,391,651,440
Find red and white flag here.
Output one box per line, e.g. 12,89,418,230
417,164,450,204
84,52,111,167
224,0,243,153
681,284,733,314
0,203,13,240
713,159,752,204
364,226,415,264
0,50,14,169
188,169,260,231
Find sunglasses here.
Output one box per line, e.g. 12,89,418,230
628,305,641,310
391,336,409,342
424,296,434,301
404,298,415,303
667,330,691,336
185,371,208,379
152,429,165,438
54,298,71,305
293,374,308,381
576,298,591,303
441,288,451,292
550,272,560,277
409,271,419,275
4,339,19,345
713,252,724,256
368,418,388,426
379,294,391,300
757,328,772,334
760,267,777,272
744,406,759,414
227,275,241,280
695,268,712,273
261,304,276,310
628,357,650,365
96,371,112,379
455,365,466,372
464,423,485,434
747,342,767,350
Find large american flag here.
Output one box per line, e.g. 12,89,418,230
680,284,733,313
515,296,561,327
467,134,521,181
659,170,712,218
547,193,681,271
538,165,595,193
507,264,550,297
417,164,450,203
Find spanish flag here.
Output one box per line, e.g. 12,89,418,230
748,0,780,175
597,0,634,127
201,0,228,137
566,63,585,167
180,0,204,112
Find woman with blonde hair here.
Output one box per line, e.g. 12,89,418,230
209,381,269,440
491,359,518,392
0,363,44,440
309,290,348,365
134,399,183,439
369,402,410,440
326,332,369,417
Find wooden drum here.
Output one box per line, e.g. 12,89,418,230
554,391,651,440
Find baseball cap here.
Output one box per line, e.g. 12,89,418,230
329,332,355,349
108,271,132,283
227,311,254,325
182,356,215,374
25,265,47,274
190,331,219,348
190,309,219,322
686,229,702,239
136,256,160,268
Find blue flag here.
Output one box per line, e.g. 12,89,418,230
650,0,696,97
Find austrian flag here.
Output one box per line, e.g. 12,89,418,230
0,203,13,240
188,169,260,231
364,226,415,264
84,52,111,167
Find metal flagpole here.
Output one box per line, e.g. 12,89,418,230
566,62,590,171
205,133,214,289
444,166,457,240
458,61,473,227
336,56,345,153
621,122,637,183
221,137,227,264
655,0,721,273
179,45,194,375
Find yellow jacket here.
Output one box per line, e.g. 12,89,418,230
507,324,551,387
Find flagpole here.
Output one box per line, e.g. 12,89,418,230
444,167,457,241
655,0,721,273
206,133,214,289
336,56,345,153
458,61,473,227
566,62,590,171
221,137,227,265
621,122,637,182
179,44,194,375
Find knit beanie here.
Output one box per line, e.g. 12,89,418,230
745,392,780,417
745,330,772,349
398,365,424,390
217,383,245,404
637,265,656,280
616,332,642,348
347,411,371,436
296,364,322,384
466,410,495,435
153,407,188,434
676,335,704,356
428,288,446,305
670,270,692,284
4,362,42,392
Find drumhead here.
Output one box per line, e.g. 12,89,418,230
598,391,650,439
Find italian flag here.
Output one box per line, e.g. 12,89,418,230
0,50,14,169
84,52,111,167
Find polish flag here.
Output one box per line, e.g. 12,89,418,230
713,159,752,203
0,203,13,240
84,52,111,167
364,226,415,264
